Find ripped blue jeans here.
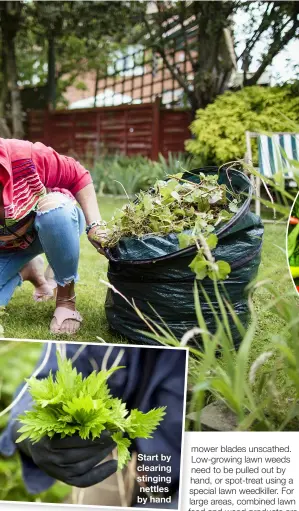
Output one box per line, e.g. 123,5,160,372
0,194,85,306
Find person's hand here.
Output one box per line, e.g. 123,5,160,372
87,226,109,256
26,433,117,488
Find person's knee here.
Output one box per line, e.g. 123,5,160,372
36,193,68,214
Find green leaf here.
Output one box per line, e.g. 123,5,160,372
143,194,154,214
206,233,218,250
215,210,233,225
189,255,208,280
170,172,183,179
18,356,166,471
125,407,167,439
288,223,299,258
178,233,194,249
208,260,231,281
209,189,223,204
228,200,239,213
112,432,132,470
171,190,181,201
159,179,177,199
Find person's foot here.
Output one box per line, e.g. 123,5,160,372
20,257,56,302
50,282,82,335
36,264,57,302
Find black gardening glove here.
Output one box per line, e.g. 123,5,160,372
17,430,117,488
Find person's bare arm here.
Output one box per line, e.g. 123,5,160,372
75,183,108,255
34,143,108,255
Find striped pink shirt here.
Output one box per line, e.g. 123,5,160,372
0,138,92,249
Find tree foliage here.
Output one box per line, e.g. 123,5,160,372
136,1,299,115
239,1,299,86
0,1,142,134
0,1,24,138
16,1,139,108
0,1,298,138
137,1,237,115
186,84,299,165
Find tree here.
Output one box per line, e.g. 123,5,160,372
137,1,237,117
135,1,299,117
21,1,141,109
0,1,142,133
239,1,299,86
0,1,24,138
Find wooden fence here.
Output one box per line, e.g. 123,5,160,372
26,100,192,161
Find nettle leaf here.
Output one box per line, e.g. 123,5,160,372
143,194,154,214
81,366,123,400
55,354,83,400
17,357,166,471
125,407,167,439
208,260,231,281
173,208,185,217
189,254,208,280
28,373,62,408
16,407,61,444
206,234,218,250
229,200,239,213
112,432,132,470
103,173,239,281
197,198,210,212
178,233,194,249
38,390,64,409
171,190,181,202
106,398,128,431
215,210,233,225
209,189,223,204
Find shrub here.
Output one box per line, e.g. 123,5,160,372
186,85,299,165
91,155,165,195
91,153,192,196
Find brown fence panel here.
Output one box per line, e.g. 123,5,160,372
160,109,192,157
26,103,191,161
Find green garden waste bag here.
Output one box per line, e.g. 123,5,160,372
105,166,264,347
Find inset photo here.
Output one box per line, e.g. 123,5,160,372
287,193,299,293
0,340,188,509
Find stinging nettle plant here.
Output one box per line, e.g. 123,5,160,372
96,172,241,281
16,354,166,470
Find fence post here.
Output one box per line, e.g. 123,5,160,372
151,97,161,161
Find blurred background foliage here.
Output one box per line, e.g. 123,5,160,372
0,341,71,502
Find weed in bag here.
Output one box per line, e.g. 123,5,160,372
103,166,264,347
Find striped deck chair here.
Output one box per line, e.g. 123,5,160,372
245,131,299,216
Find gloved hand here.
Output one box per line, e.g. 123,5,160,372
17,431,117,488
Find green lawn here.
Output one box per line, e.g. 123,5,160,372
253,222,296,350
2,197,126,343
2,198,296,353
